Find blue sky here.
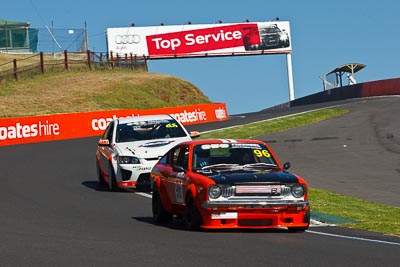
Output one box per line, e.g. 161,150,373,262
2,0,400,114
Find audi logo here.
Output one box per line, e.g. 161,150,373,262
115,34,141,44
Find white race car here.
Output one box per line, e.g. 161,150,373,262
96,114,197,191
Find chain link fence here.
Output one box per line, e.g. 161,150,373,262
0,23,87,53
0,23,148,84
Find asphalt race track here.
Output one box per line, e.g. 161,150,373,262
258,97,400,207
1,96,399,266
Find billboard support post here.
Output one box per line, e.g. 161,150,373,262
286,53,295,101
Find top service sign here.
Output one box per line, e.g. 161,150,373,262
106,21,291,58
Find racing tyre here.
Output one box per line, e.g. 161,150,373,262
96,160,106,186
184,194,203,231
152,184,173,223
108,162,119,192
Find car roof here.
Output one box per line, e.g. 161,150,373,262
116,114,174,124
180,139,265,146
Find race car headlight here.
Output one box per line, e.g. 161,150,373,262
291,184,305,198
117,156,140,164
208,185,222,199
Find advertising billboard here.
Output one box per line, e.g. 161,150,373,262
106,21,291,58
0,103,228,146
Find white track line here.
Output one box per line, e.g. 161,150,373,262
306,230,400,246
135,192,152,198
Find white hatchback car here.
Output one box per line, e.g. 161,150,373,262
96,114,196,191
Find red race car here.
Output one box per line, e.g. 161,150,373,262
150,139,310,231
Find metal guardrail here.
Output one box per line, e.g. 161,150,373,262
0,50,148,83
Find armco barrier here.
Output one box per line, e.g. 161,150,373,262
0,103,228,146
361,78,400,97
289,77,400,107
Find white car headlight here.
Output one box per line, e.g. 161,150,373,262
117,156,140,164
208,185,222,199
291,184,305,198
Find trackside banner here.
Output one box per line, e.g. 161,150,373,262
106,21,291,58
0,103,228,146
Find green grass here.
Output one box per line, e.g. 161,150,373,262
310,188,400,236
200,108,348,139
201,108,400,237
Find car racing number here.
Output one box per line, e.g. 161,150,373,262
174,172,185,203
166,123,178,128
253,149,271,158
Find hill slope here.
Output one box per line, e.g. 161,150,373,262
0,69,211,118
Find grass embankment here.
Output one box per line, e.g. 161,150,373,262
0,69,211,118
201,109,400,237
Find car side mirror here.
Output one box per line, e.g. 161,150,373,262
98,139,110,146
173,165,186,173
283,161,291,170
190,131,200,138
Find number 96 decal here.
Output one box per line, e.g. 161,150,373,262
253,149,271,158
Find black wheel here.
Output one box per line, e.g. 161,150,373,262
108,162,119,192
96,160,106,186
184,194,203,230
152,184,173,223
288,209,310,232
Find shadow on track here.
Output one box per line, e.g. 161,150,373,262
132,216,294,234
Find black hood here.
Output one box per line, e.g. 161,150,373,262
205,170,299,185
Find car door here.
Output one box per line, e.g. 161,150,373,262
163,145,189,209
98,121,115,179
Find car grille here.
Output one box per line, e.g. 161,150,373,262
233,185,291,197
137,173,151,185
121,169,132,181
221,186,235,197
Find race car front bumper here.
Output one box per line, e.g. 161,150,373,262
200,200,309,229
116,166,152,191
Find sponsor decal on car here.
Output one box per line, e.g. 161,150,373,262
211,212,238,219
132,166,152,171
231,143,262,149
140,140,174,148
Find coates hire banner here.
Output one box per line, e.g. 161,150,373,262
0,103,228,146
106,21,291,58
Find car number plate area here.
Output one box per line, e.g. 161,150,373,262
211,212,238,219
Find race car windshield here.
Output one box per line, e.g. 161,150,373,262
116,119,187,142
192,143,278,170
